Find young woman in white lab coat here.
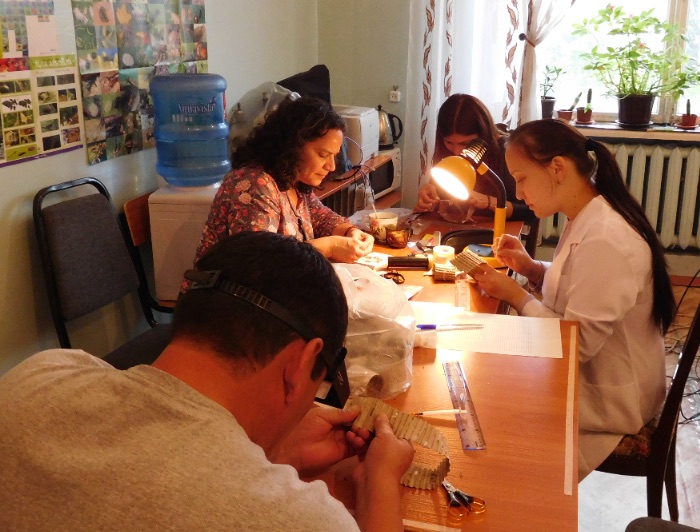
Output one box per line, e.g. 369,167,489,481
471,119,676,481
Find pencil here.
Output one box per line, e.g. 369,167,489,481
413,409,465,417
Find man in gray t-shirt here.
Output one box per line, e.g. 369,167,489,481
0,231,414,531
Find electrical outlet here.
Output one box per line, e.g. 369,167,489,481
389,90,401,103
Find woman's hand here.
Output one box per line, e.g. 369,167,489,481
463,191,491,211
270,406,371,478
330,230,374,262
414,183,441,213
471,264,532,310
492,234,537,277
437,199,475,224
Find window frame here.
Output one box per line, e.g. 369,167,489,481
539,0,697,125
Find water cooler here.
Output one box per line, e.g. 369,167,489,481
148,73,230,301
149,184,219,300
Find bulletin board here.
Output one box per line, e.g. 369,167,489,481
70,0,208,165
0,0,208,168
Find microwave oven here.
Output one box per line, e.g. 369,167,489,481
333,104,379,165
369,146,401,200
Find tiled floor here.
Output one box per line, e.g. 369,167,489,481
578,280,700,531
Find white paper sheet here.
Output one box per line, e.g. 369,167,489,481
411,301,563,358
26,15,58,57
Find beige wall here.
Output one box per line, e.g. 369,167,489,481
3,0,397,373
318,0,409,125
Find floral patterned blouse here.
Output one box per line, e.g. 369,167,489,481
194,165,349,263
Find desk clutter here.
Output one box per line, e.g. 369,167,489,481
355,232,486,287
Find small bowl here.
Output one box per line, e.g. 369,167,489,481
385,228,412,249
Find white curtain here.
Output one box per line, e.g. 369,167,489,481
452,0,510,123
506,0,577,127
401,0,453,209
401,0,575,206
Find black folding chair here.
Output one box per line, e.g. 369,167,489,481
33,177,171,369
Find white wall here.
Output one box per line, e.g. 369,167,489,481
0,0,326,373
318,0,409,125
207,0,320,104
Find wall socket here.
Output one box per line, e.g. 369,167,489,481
389,90,401,103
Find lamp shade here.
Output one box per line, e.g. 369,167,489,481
427,138,508,269
430,156,477,201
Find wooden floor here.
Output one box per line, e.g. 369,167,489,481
579,279,700,531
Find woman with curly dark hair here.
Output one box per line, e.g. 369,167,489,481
194,96,374,264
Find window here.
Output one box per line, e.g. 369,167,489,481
537,0,700,122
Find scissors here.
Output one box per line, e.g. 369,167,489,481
381,270,405,284
441,479,486,516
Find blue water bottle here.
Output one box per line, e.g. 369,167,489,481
150,73,231,187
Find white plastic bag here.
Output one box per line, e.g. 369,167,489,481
227,82,297,157
334,263,416,399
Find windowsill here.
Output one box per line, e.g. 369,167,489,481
571,121,700,145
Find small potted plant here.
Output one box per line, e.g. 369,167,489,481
679,99,697,127
541,65,564,119
557,92,580,121
576,89,593,123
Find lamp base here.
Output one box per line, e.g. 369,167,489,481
441,229,494,253
468,243,505,269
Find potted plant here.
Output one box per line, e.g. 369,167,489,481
557,92,581,121
679,99,697,128
576,89,593,123
572,6,700,127
541,65,564,119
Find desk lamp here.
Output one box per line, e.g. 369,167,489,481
430,138,506,267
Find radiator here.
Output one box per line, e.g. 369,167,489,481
321,181,372,217
540,142,700,251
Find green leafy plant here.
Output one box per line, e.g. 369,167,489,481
572,6,700,99
541,65,564,98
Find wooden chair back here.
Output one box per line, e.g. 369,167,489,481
596,301,700,521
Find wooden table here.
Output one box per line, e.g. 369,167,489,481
314,217,580,531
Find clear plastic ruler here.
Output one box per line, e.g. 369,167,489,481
442,361,486,450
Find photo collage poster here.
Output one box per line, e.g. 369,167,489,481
70,0,208,165
0,1,84,167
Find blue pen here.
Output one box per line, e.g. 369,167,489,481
416,323,483,331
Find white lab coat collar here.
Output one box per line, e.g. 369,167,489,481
542,195,607,311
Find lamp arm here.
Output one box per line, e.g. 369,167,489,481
469,164,507,209
459,140,508,258
477,165,507,242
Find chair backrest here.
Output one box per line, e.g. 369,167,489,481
121,192,173,315
123,192,152,248
652,302,700,458
33,178,155,348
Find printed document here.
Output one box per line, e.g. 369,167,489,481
411,301,563,358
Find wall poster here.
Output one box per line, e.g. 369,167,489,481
0,1,84,167
70,0,208,165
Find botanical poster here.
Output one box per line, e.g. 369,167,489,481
70,0,208,165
